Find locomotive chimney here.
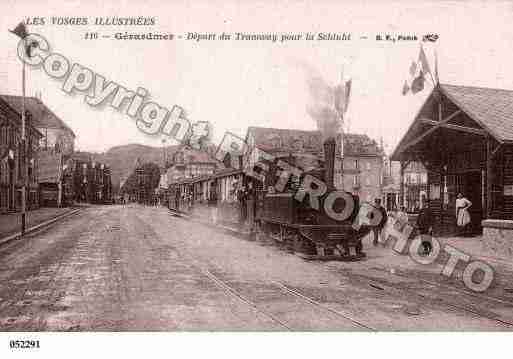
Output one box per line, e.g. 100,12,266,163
323,137,336,191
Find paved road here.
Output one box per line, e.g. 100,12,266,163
0,205,511,331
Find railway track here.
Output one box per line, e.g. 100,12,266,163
384,266,513,307
271,281,375,330
202,269,292,330
202,268,376,331
166,208,513,330
163,218,376,331
339,265,513,329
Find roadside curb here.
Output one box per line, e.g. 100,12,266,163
168,208,251,238
0,208,82,246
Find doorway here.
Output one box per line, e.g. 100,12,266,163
456,171,483,234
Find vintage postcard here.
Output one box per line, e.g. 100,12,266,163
0,0,512,357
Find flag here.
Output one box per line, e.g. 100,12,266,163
9,21,28,39
334,79,351,115
334,84,345,115
418,46,432,80
403,59,418,95
409,61,417,77
402,80,410,95
344,79,351,113
9,21,38,57
411,70,425,94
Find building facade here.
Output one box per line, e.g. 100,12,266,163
244,127,384,202
0,95,76,208
0,96,42,213
69,154,112,205
392,84,513,239
382,159,428,212
341,134,385,203
165,146,218,182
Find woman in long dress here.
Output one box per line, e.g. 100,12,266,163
455,193,472,236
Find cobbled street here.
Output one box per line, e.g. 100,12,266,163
1,205,512,331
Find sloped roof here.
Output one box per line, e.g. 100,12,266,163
440,84,513,142
391,83,513,161
246,126,383,157
171,146,219,165
0,95,75,137
0,97,42,136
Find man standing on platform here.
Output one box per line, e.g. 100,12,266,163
373,198,388,246
417,200,434,254
208,181,219,224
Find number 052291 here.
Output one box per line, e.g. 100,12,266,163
9,340,40,349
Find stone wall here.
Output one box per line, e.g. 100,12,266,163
482,219,513,258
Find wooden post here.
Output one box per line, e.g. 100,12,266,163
486,138,493,218
399,162,405,210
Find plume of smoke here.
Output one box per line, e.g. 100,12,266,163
303,67,341,142
306,105,339,142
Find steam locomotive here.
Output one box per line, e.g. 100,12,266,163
254,138,373,260
167,139,378,261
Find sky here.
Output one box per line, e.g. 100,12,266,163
1,0,512,155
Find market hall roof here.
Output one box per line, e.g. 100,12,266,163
246,126,384,157
391,83,513,161
0,95,76,137
441,84,513,142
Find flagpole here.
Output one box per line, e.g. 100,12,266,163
338,65,345,190
434,46,440,86
21,37,27,235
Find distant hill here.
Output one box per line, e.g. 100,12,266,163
76,143,181,191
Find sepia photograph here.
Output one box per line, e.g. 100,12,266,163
0,0,512,357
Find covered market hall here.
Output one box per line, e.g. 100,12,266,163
392,83,513,243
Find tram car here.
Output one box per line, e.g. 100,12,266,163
254,139,372,260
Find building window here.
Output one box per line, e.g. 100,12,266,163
354,159,359,169
366,162,371,170
421,173,427,184
365,177,370,186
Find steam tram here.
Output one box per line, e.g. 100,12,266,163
167,140,375,260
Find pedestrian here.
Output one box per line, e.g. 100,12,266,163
237,184,248,224
416,199,434,255
208,182,219,224
246,181,256,223
396,206,409,225
413,200,421,213
372,198,388,246
456,193,472,236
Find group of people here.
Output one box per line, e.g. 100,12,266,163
206,180,256,225
371,193,473,255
